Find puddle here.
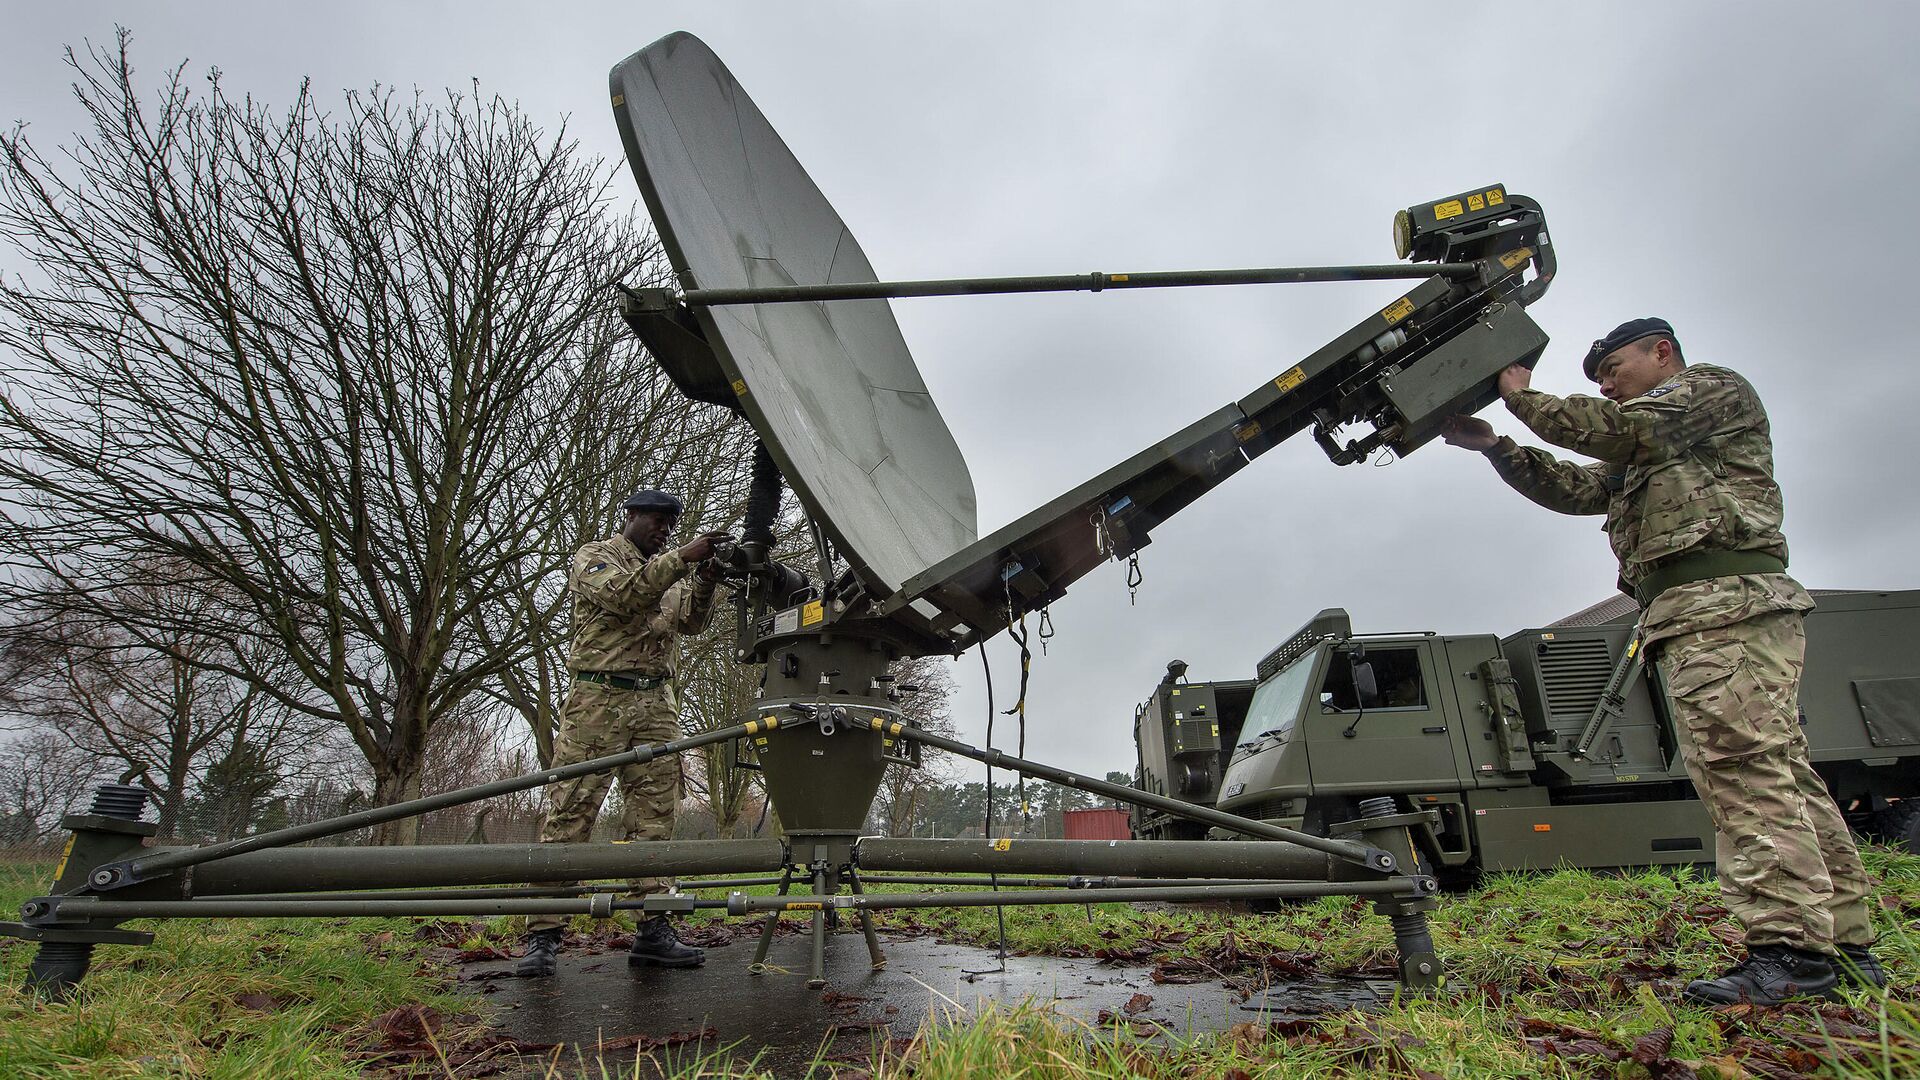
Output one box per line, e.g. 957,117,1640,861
459,927,1386,1075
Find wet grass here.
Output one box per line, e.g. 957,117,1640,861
2,850,1917,1077
0,861,482,1077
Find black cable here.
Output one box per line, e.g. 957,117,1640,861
1004,612,1032,824
980,644,995,833
965,642,1008,977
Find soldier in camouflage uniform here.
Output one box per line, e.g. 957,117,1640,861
517,488,733,978
1443,317,1881,1004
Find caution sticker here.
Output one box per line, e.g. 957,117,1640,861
1381,297,1416,325
731,378,748,396
1434,199,1465,221
1233,419,1261,443
612,94,625,107
1485,187,1505,206
54,835,75,880
801,601,824,627
991,838,1013,852
1273,365,1307,394
1467,193,1486,212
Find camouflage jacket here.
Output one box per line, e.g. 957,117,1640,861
1484,364,1811,639
565,534,717,678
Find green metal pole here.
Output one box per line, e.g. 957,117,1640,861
726,879,1425,915
140,839,786,897
856,837,1371,881
33,896,726,920
682,264,1475,307
93,721,757,890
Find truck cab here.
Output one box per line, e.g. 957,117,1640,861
1134,592,1920,878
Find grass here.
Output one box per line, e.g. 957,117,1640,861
0,851,1917,1077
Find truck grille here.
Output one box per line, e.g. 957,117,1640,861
1538,637,1615,720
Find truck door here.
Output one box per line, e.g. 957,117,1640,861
1306,641,1460,793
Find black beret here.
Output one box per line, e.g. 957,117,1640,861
622,489,683,515
1583,317,1677,380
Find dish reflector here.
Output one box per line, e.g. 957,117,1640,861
611,33,977,600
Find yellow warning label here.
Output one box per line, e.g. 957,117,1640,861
801,601,824,627
1110,274,1129,282
1626,639,1639,658
1499,247,1532,270
1211,724,1219,736
1170,689,1181,696
1533,824,1552,832
1485,187,1505,206
612,94,625,107
1381,297,1416,325
1273,365,1307,395
991,838,1013,852
1467,193,1486,212
1541,632,1556,640
731,378,748,396
54,835,75,880
1434,199,1464,221
787,901,823,910
1232,420,1261,443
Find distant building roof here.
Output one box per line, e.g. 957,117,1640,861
1549,589,1870,628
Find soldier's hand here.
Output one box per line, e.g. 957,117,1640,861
1497,363,1532,398
1440,415,1498,451
697,557,725,583
678,531,735,564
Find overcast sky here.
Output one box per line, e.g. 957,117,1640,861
5,3,1917,784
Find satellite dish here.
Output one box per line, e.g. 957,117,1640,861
611,33,977,602
612,34,1552,644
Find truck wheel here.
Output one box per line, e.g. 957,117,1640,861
1872,801,1920,853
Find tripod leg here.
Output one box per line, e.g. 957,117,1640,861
747,866,793,975
846,870,887,970
806,865,828,990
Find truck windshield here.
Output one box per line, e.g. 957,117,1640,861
1234,650,1318,747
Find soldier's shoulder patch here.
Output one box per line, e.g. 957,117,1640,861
585,562,609,574
1642,384,1677,399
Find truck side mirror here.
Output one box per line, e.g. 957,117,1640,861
1350,657,1380,708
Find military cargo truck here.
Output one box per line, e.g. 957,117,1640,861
1132,590,1920,880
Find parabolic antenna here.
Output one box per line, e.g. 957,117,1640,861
610,33,977,600
614,33,1553,644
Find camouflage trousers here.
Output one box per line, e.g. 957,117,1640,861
527,680,682,933
1655,610,1874,951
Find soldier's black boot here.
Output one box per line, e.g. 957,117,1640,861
1834,944,1888,990
1683,944,1838,1005
628,915,705,968
515,928,564,978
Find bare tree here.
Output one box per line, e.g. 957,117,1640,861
677,614,767,840
0,35,720,839
869,655,960,836
0,574,313,837
0,730,106,849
